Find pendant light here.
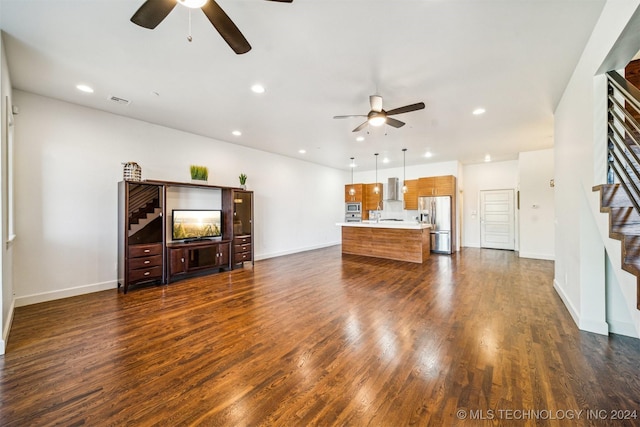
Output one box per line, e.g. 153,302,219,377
349,157,356,197
374,153,380,194
402,148,408,193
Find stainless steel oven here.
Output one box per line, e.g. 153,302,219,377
345,213,362,222
345,202,362,222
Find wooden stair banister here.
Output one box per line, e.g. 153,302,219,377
598,69,640,310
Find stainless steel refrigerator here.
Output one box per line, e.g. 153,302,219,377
418,195,452,254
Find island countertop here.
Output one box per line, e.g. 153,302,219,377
336,221,431,230
337,221,432,263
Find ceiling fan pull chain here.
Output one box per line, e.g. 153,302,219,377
187,9,193,42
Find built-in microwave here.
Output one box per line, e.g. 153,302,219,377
345,202,362,213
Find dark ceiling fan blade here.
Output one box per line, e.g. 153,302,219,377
334,115,367,119
352,121,369,132
131,0,177,29
386,117,405,128
386,102,425,116
201,0,251,54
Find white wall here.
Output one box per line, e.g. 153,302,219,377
518,149,555,260
461,160,519,248
0,33,14,354
554,0,640,336
12,90,345,306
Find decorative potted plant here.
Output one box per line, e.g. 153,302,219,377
190,165,209,183
239,173,247,190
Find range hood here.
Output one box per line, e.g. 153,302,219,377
386,177,400,201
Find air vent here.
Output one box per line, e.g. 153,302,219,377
108,95,131,106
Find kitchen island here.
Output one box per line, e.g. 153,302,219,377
337,221,432,263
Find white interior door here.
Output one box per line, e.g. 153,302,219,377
480,189,515,250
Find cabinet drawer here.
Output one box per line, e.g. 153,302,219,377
234,244,251,253
129,255,162,270
233,236,251,245
128,266,162,283
234,251,252,263
129,244,162,258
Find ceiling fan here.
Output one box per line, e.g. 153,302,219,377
334,95,425,132
130,0,293,55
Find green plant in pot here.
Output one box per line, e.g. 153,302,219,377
190,165,209,182
239,173,247,189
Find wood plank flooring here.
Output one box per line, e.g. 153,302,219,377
1,246,640,426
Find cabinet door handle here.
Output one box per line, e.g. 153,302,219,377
144,272,150,276
181,258,184,263
144,249,150,253
144,260,150,264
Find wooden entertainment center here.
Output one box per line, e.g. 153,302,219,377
117,179,254,293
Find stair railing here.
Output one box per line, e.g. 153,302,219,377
606,70,640,214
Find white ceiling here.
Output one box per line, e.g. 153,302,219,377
0,0,606,171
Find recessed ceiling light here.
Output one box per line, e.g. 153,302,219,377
251,84,265,94
383,157,390,164
473,107,486,115
299,149,306,154
76,84,94,93
424,151,433,158
484,154,491,162
232,130,242,136
356,136,365,142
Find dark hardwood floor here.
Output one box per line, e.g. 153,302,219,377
1,246,640,426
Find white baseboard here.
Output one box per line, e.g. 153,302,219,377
519,252,555,261
554,279,609,335
13,243,341,306
1,297,15,355
608,319,639,338
462,243,481,248
255,241,340,261
15,280,117,307
579,318,610,336
553,279,580,327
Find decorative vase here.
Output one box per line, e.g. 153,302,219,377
122,162,142,181
240,184,246,190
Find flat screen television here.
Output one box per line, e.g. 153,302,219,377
172,209,222,241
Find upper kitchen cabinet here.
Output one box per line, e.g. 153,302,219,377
345,183,364,203
403,179,418,210
364,183,384,211
435,175,456,196
418,175,456,197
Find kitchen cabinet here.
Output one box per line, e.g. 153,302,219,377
435,175,455,196
344,183,364,203
418,175,456,196
364,182,384,212
403,179,418,210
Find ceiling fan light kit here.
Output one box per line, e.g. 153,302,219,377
368,113,386,127
178,0,207,8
